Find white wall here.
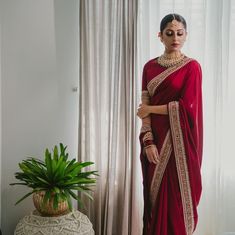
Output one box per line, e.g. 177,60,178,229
0,0,79,234
0,10,2,230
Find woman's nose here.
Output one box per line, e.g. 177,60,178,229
172,33,178,40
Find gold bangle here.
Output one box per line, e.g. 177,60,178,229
143,131,154,142
144,144,155,149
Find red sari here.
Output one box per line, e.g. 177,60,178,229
140,56,203,235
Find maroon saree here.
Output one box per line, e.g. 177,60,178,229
140,57,203,235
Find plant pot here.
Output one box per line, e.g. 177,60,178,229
33,191,69,216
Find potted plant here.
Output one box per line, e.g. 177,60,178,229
10,143,97,216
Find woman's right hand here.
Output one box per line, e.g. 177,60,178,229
137,104,151,119
145,145,160,164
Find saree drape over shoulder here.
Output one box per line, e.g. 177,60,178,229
139,57,203,235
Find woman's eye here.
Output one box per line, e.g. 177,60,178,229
165,31,184,37
166,32,173,36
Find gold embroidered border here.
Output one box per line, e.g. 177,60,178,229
150,130,172,206
147,57,192,97
168,101,194,235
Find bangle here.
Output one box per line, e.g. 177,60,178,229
143,139,154,147
144,144,155,149
142,131,154,147
143,131,154,142
140,125,152,133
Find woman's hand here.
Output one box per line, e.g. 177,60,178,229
145,145,160,164
137,104,151,119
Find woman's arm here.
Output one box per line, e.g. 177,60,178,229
139,65,160,164
140,116,159,164
139,92,160,164
137,104,168,119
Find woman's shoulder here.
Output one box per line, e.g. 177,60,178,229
143,57,158,69
186,57,202,70
185,57,202,81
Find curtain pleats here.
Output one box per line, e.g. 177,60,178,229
79,1,142,234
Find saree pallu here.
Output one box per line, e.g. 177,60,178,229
140,57,203,235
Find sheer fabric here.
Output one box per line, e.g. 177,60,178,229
137,1,235,234
78,0,142,234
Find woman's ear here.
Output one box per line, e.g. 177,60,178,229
158,32,163,42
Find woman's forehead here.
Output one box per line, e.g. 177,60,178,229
164,21,185,31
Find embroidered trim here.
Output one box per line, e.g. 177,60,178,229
140,125,152,133
143,131,154,142
150,130,172,206
141,90,150,104
147,57,192,97
168,101,194,235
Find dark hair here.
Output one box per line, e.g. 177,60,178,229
160,13,187,33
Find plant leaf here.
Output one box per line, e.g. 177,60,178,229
45,150,52,179
53,193,59,209
42,190,51,206
53,145,59,162
15,190,36,205
64,190,72,210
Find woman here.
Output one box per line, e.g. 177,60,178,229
137,14,203,235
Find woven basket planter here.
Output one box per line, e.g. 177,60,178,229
33,191,69,216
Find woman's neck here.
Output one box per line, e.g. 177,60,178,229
163,50,182,58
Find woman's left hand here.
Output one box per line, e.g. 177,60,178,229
137,104,151,119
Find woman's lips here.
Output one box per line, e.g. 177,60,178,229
172,43,180,47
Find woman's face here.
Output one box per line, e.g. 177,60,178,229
159,21,187,53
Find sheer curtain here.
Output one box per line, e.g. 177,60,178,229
138,0,235,235
78,1,142,235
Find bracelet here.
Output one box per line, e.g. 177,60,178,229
143,131,154,142
143,139,154,147
140,125,152,133
142,131,155,147
144,144,156,149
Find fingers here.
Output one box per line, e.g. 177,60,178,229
152,151,159,164
137,109,141,118
137,107,148,119
153,149,160,163
137,110,146,119
137,104,149,119
145,145,160,164
137,109,144,119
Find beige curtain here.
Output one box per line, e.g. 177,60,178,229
78,0,142,235
138,0,235,234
